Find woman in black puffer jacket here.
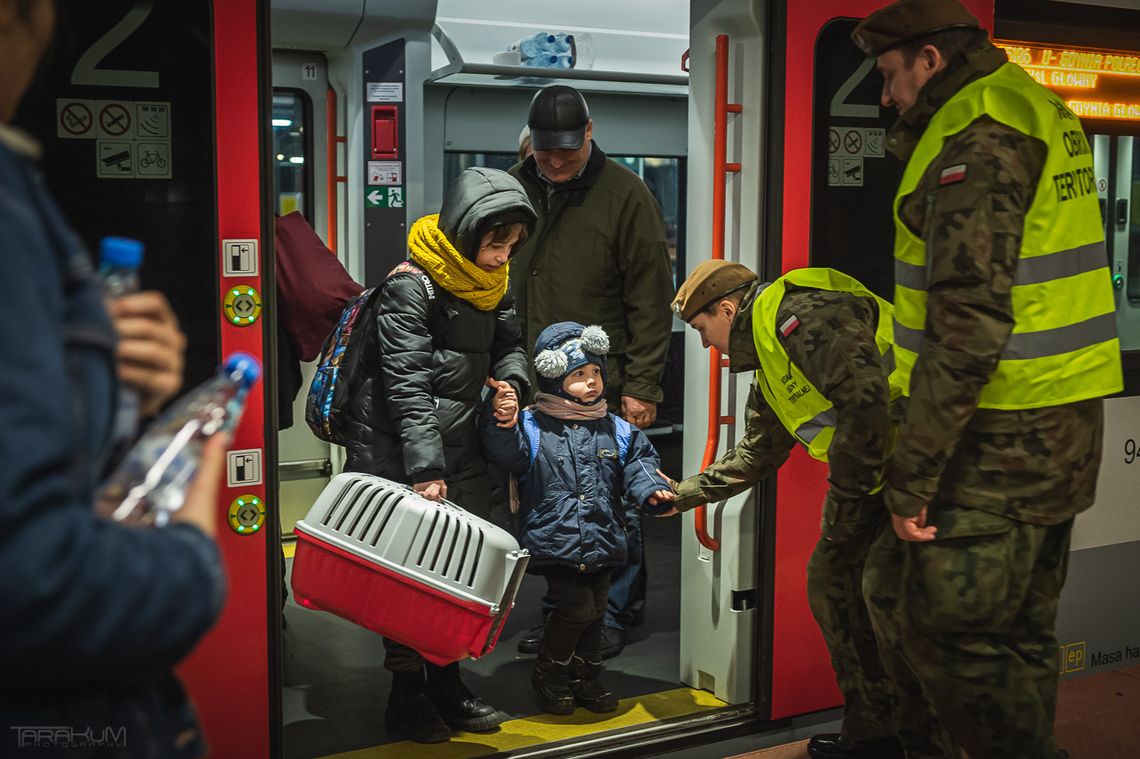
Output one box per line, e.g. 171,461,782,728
342,167,534,744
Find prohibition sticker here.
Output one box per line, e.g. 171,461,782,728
58,100,94,138
99,103,132,138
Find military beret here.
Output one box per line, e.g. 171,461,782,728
672,260,758,323
851,0,980,57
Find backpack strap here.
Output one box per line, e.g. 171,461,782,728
614,415,632,465
522,409,541,471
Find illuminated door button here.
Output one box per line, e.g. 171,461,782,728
227,494,266,535
223,286,262,326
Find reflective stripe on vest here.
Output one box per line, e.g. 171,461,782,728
751,268,903,463
892,63,1122,409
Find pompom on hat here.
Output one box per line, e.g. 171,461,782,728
533,321,609,403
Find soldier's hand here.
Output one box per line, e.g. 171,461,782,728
891,508,937,542
621,396,657,428
655,468,679,491
646,489,678,518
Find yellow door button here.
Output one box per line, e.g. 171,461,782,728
223,286,262,326
227,494,266,535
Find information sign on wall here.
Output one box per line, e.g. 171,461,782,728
997,40,1140,121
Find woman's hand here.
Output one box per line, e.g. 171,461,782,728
414,479,448,501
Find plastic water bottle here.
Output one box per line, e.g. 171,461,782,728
97,353,261,527
99,237,144,445
522,53,575,70
517,32,573,59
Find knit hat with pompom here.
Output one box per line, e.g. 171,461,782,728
533,321,609,404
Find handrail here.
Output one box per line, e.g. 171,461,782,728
694,34,742,552
325,87,347,254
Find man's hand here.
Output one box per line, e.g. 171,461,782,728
414,479,448,502
109,292,186,417
891,508,937,542
621,396,657,428
486,377,518,428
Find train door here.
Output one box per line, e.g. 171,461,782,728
681,0,996,724
16,1,279,756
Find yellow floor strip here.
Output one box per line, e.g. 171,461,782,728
320,687,728,758
282,542,296,559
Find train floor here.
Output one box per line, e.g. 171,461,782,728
280,480,729,758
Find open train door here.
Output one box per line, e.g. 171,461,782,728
680,0,993,725
17,1,278,756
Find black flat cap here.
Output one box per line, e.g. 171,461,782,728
852,0,980,57
527,85,590,151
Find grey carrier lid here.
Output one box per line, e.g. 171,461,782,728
295,473,528,611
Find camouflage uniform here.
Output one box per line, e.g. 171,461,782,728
672,281,899,743
865,38,1107,759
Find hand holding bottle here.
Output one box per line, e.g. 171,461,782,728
109,291,186,417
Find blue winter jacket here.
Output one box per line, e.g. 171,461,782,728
0,129,224,758
480,405,668,572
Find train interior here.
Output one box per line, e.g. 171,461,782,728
14,0,1140,756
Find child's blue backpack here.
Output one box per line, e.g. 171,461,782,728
305,261,433,444
520,410,631,469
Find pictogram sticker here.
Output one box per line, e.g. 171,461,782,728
99,103,132,137
59,101,94,138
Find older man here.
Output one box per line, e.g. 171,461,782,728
509,84,674,657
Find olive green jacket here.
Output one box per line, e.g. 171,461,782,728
509,143,674,404
886,40,1105,525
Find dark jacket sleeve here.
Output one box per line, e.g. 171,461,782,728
374,274,445,482
672,381,797,512
621,427,670,509
615,178,674,403
489,287,531,398
886,119,1045,517
478,403,532,476
781,293,892,510
0,195,223,685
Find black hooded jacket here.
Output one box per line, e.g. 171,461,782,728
343,169,533,508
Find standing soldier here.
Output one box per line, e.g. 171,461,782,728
666,261,936,759
852,1,1123,757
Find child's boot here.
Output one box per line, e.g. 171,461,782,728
570,655,618,713
532,655,576,715
385,668,452,743
425,661,503,732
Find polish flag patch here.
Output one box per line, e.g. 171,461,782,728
779,314,801,337
939,163,968,186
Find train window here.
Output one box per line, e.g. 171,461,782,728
272,89,312,219
443,152,687,286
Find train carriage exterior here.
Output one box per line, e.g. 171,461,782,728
11,0,1140,756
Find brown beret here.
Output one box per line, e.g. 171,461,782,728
851,0,980,57
672,260,758,323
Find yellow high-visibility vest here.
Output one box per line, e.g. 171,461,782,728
751,268,903,463
893,62,1122,408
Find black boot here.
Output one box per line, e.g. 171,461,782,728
384,669,451,744
517,622,545,655
807,733,904,758
570,656,618,713
425,662,503,733
531,656,575,715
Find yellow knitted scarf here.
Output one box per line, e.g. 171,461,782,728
407,214,508,311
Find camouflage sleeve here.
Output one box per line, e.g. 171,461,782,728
779,293,891,509
672,380,796,512
886,118,1047,517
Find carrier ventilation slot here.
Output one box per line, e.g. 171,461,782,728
369,490,403,547
427,512,452,572
439,516,462,576
454,523,473,582
353,489,387,542
333,484,369,532
416,509,442,567
465,528,485,587
345,489,378,537
323,481,366,529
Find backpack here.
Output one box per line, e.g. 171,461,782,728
305,261,434,444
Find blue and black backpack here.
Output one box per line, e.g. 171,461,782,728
305,261,433,444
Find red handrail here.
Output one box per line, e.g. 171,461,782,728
694,34,742,552
326,88,347,253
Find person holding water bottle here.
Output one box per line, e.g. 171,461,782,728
0,2,226,756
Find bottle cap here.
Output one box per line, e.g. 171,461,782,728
224,352,262,387
99,237,144,269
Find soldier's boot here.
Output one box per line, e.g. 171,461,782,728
569,655,618,713
385,669,452,744
807,733,904,759
531,656,576,715
425,661,503,733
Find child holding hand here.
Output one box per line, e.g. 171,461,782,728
480,321,673,715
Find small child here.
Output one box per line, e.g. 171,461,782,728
480,321,673,715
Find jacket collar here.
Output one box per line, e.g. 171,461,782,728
0,123,42,160
886,41,1007,163
521,140,608,192
727,281,762,373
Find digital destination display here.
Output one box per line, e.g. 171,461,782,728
996,40,1140,121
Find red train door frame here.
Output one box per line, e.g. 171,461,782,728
764,0,995,721
178,0,281,756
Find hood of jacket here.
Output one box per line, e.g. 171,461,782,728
437,166,536,260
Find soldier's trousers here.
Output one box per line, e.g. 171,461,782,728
805,492,895,741
864,503,1074,759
